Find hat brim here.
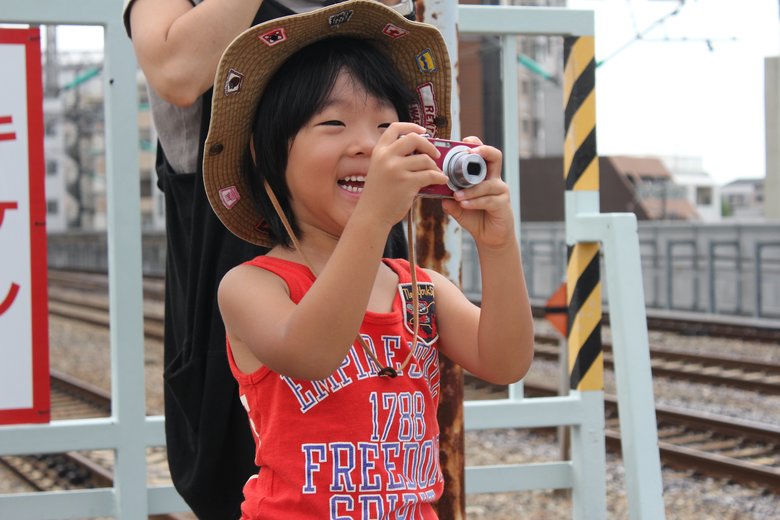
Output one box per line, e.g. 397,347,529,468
203,0,452,247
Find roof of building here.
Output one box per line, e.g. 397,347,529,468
518,155,699,221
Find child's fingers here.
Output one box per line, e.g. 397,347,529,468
454,193,509,214
453,178,508,202
467,145,502,179
461,136,484,146
441,198,464,220
401,155,448,181
383,121,428,138
394,132,440,159
375,125,441,162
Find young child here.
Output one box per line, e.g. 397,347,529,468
203,1,534,518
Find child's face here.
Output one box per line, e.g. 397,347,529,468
285,69,399,239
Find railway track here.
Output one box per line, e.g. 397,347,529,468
533,333,780,395
465,375,780,492
0,371,187,519
48,285,165,341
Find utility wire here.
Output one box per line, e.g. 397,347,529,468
598,1,686,67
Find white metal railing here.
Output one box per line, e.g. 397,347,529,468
0,2,664,519
0,0,184,518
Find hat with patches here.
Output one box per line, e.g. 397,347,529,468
203,0,452,247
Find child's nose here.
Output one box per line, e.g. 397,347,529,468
348,130,378,156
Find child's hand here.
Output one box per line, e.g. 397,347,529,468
441,137,515,249
359,122,449,228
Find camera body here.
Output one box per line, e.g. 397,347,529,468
419,138,487,198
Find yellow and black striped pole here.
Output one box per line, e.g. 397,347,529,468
563,36,603,392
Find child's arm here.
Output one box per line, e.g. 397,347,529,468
435,138,534,385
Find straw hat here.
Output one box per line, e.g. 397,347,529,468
203,0,452,247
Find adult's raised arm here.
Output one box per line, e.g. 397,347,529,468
127,0,263,107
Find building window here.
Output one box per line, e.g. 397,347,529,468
140,178,152,198
44,115,57,136
46,160,57,176
696,186,712,206
46,200,58,215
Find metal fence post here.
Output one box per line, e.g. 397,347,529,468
417,1,465,517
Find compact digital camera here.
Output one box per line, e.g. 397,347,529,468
418,138,487,198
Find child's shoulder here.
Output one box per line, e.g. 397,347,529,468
221,255,314,300
246,254,314,281
243,254,307,271
382,258,442,285
382,257,410,272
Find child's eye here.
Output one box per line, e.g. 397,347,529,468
319,120,345,127
378,122,392,129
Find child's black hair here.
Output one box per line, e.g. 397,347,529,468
243,36,417,248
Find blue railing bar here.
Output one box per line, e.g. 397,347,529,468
465,462,574,493
465,394,585,430
0,418,119,455
0,415,166,455
0,0,119,25
148,487,190,515
0,489,116,519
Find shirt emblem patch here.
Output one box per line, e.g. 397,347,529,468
224,69,244,95
398,282,438,346
219,186,241,209
416,49,437,73
259,28,287,47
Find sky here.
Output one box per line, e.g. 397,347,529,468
51,0,780,185
568,0,779,185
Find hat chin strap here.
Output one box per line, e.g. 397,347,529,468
263,179,421,379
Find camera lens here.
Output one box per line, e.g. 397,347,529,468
446,151,487,189
466,161,482,177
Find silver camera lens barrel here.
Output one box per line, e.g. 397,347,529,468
444,147,487,189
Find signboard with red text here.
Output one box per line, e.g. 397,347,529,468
0,28,50,425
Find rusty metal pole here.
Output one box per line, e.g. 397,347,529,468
415,1,465,518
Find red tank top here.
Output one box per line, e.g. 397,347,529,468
227,257,443,519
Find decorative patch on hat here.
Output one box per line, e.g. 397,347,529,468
408,102,423,128
259,27,287,47
328,9,353,27
219,186,241,209
416,49,437,74
382,23,409,39
416,83,438,136
398,282,438,346
224,69,244,96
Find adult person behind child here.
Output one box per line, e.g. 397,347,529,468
122,1,416,518
202,2,534,515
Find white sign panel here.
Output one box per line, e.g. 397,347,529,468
0,28,49,425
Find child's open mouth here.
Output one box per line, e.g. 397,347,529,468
338,175,366,193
